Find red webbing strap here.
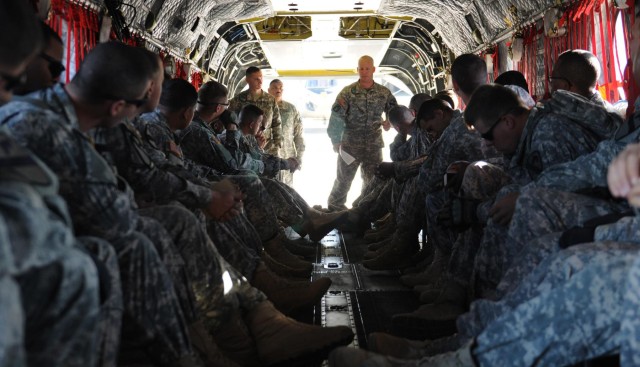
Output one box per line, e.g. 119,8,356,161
597,3,611,100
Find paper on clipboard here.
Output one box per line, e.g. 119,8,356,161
339,146,356,165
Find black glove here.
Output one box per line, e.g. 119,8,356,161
437,196,480,232
558,226,596,249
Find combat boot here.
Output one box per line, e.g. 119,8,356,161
211,311,260,367
328,341,475,367
244,301,354,366
303,207,349,241
400,248,448,287
363,220,396,244
177,355,207,367
261,252,311,279
188,320,242,367
263,233,313,272
252,262,331,315
281,235,316,260
367,237,393,252
362,238,420,271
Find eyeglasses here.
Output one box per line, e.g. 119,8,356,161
39,53,65,78
197,100,230,108
480,115,505,141
0,71,27,91
548,76,572,86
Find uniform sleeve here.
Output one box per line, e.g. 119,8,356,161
594,215,640,243
2,110,137,241
526,139,627,192
94,126,213,211
222,132,265,174
390,133,411,162
271,102,283,147
179,124,241,175
394,155,428,181
292,106,305,162
327,88,349,145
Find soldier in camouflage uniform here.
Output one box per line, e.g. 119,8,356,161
0,4,102,366
1,43,204,366
269,79,305,186
228,66,283,156
222,104,300,178
326,55,398,212
461,85,620,298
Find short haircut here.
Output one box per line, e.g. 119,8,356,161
434,90,455,109
554,49,601,92
40,21,62,46
0,0,43,68
270,79,282,86
417,98,453,122
239,104,264,126
464,84,527,128
409,93,432,111
140,48,162,75
451,54,487,96
219,110,237,126
160,78,197,111
198,80,228,104
246,66,261,77
71,42,152,102
494,70,529,93
388,105,413,126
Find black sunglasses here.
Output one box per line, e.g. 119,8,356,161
40,53,65,78
0,71,27,91
480,115,505,141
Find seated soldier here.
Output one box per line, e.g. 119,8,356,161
14,21,64,96
548,49,610,108
92,68,333,319
222,103,299,178
329,137,640,367
0,2,100,366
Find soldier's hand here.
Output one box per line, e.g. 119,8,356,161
207,179,244,221
375,162,395,178
382,120,391,131
488,192,520,226
286,157,300,172
256,133,267,149
608,143,640,201
333,143,341,153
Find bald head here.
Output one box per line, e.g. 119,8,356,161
551,49,601,97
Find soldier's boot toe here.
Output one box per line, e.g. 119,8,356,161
362,241,420,271
245,301,354,366
367,237,392,252
252,262,331,315
281,236,316,260
304,209,349,242
264,233,313,272
261,253,311,279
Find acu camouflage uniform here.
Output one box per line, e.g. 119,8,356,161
0,129,100,367
275,99,305,186
327,80,397,211
137,111,307,242
222,129,293,178
465,91,620,297
0,85,199,366
229,90,283,156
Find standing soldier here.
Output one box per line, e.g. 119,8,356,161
268,79,305,186
229,66,283,156
326,55,397,212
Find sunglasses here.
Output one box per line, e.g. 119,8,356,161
40,53,65,78
548,76,572,87
480,115,505,141
0,71,27,91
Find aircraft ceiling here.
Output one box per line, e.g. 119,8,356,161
95,0,578,93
